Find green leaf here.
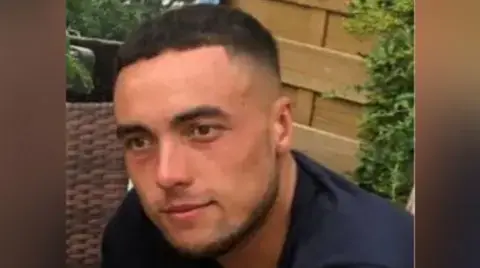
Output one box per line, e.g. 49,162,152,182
346,0,414,205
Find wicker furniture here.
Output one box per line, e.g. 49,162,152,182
66,103,128,267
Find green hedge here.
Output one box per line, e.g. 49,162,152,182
67,0,152,41
66,0,196,41
66,35,94,93
65,0,197,95
346,0,414,205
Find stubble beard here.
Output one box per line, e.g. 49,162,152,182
174,158,281,259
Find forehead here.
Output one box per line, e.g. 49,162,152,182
114,46,252,124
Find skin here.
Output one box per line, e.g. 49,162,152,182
114,46,297,267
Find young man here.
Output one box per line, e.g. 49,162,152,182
102,4,413,268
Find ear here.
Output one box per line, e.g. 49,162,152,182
272,96,293,154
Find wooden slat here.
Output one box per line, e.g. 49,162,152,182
324,13,375,56
282,84,315,125
272,0,349,14
231,0,327,46
277,37,368,104
292,123,359,175
295,89,315,125
311,94,363,139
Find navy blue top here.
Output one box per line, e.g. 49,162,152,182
101,151,413,268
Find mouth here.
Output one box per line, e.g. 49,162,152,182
162,202,213,220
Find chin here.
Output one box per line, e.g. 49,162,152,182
164,229,211,249
165,231,232,258
171,240,219,258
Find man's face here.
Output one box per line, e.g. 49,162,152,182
114,46,292,257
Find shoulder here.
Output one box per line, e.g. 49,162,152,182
101,190,159,267
292,152,413,268
102,190,191,267
103,189,154,243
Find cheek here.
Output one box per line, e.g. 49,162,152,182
200,132,273,218
125,151,158,178
125,155,150,185
217,160,273,226
125,155,164,204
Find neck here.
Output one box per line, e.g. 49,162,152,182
217,153,297,268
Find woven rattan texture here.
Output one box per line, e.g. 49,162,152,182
66,103,128,267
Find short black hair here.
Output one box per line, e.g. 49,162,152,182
115,4,279,79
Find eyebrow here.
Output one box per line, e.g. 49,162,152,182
115,105,228,139
170,105,228,127
116,124,150,140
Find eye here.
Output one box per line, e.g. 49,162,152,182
187,124,223,142
124,136,153,151
194,125,213,136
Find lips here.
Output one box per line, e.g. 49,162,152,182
162,202,212,221
165,204,206,214
163,201,212,214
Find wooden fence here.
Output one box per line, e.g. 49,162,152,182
231,0,376,176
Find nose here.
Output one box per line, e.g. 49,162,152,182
155,138,192,189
